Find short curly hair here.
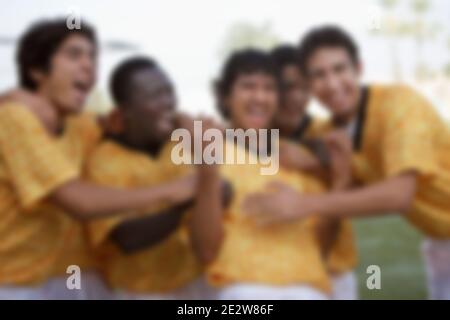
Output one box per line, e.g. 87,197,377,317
297,25,359,75
270,44,298,74
215,48,278,118
16,18,97,90
109,56,158,106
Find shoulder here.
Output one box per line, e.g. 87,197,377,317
89,140,138,165
0,102,53,145
66,112,102,140
369,84,437,124
0,102,41,126
371,84,431,111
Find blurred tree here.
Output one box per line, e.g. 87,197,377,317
86,87,111,114
445,36,450,78
372,0,408,81
372,0,441,82
408,0,440,81
218,21,281,59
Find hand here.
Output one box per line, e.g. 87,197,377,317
324,130,353,190
241,181,317,226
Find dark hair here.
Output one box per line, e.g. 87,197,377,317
297,25,359,75
215,48,277,118
16,18,97,90
110,56,158,106
270,44,298,75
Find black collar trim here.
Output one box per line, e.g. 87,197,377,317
290,114,312,141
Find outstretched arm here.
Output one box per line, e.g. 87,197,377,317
243,172,417,225
50,174,197,221
110,177,233,254
111,200,193,254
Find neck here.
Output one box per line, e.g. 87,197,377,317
332,87,363,127
32,89,64,135
117,131,163,157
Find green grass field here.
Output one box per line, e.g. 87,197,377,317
353,216,427,299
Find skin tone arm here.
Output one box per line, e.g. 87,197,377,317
111,199,193,254
189,164,225,265
309,132,417,220
242,129,417,224
110,178,233,254
0,90,198,221
307,173,417,219
111,116,232,253
314,133,353,258
242,172,417,225
50,175,197,222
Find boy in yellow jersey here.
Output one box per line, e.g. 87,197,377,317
243,26,450,300
189,49,330,299
86,57,231,299
270,44,358,300
0,19,196,299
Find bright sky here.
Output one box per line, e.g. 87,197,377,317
0,0,449,118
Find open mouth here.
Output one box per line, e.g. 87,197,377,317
244,104,270,128
72,79,91,103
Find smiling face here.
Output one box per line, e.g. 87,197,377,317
306,47,361,121
275,64,310,135
121,67,177,147
35,34,97,115
225,72,278,131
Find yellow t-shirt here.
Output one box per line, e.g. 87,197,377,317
87,141,200,293
0,103,87,285
353,84,450,238
206,141,331,293
294,117,358,275
51,112,103,275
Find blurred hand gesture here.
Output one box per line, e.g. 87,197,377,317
241,181,314,226
164,173,198,205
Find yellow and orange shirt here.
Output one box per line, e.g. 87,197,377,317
206,141,331,292
0,103,100,285
86,141,200,293
351,84,450,238
51,112,103,275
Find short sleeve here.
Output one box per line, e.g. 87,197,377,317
381,87,438,179
0,104,78,208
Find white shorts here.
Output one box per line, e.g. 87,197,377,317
115,277,217,300
216,283,328,300
422,238,450,300
330,271,358,300
0,272,112,300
